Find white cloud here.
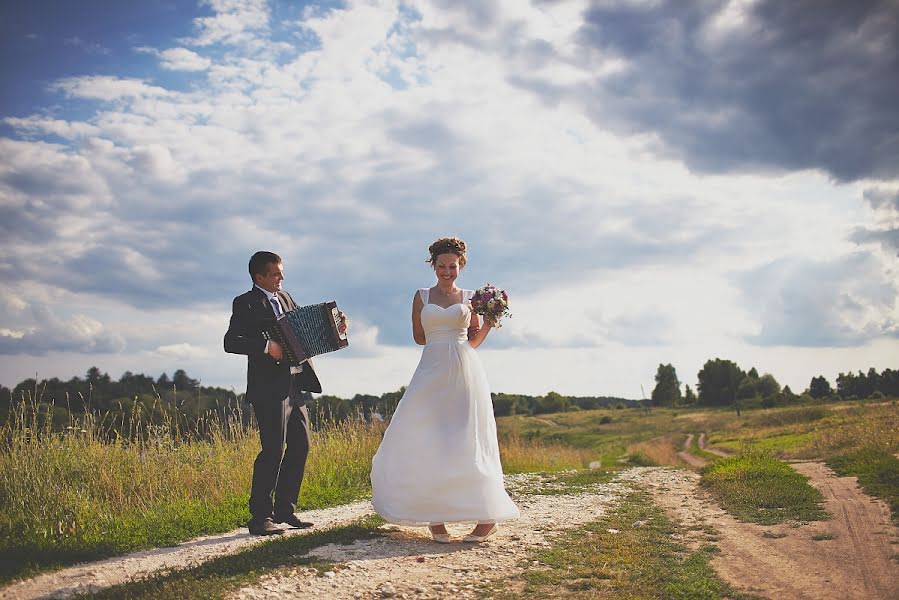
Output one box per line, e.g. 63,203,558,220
136,46,214,71
0,303,126,356
149,343,210,360
183,0,271,47
160,47,213,71
4,116,100,139
51,76,173,101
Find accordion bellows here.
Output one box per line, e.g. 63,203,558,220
264,301,348,364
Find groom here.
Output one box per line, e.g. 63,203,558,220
224,251,348,535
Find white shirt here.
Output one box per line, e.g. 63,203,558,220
255,285,302,373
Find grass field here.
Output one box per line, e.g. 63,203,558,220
0,400,595,584
490,490,753,600
2,397,897,586
699,453,828,524
498,399,899,524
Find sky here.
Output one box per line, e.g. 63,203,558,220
1,0,897,399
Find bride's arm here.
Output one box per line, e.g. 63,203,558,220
412,292,426,345
467,312,492,349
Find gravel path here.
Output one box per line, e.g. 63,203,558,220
0,501,374,600
228,473,630,600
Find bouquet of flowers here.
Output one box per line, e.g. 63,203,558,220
471,284,511,327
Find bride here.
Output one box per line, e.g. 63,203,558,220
370,237,520,543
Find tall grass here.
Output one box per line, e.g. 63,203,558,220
0,398,383,584
0,397,587,584
499,433,596,473
627,435,681,466
808,402,899,457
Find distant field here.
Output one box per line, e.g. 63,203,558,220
496,399,899,523
496,399,899,468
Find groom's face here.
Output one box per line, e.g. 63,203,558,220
255,262,284,293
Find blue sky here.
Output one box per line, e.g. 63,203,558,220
1,0,897,398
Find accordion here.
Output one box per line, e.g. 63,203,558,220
264,301,348,365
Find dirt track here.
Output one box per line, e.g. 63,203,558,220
632,465,899,599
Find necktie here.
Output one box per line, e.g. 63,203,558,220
270,296,282,316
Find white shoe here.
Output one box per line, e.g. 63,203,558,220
429,526,451,543
463,524,497,543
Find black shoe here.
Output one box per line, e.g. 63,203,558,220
248,518,285,536
273,513,314,529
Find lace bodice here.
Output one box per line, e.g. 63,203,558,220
419,288,472,343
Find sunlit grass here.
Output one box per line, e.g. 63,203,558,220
499,433,596,473
700,452,828,525
0,398,593,584
489,489,751,599
827,447,899,523
627,435,681,466
0,399,384,584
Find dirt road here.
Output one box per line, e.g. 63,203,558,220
632,465,899,599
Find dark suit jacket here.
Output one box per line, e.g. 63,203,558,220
224,287,322,402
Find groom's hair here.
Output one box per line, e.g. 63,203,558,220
249,251,282,282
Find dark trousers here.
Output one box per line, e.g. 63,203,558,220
248,393,311,522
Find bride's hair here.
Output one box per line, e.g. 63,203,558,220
427,237,467,268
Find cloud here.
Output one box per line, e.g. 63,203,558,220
852,187,899,256
740,252,899,347
137,47,214,71
149,343,209,360
0,303,126,356
183,0,271,48
51,76,173,101
4,116,100,140
496,0,899,182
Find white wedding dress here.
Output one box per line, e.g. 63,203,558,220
370,288,520,526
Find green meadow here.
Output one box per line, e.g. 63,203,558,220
1,394,896,592
0,397,587,584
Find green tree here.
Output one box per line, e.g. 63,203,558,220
808,375,832,399
492,393,519,416
683,384,697,405
757,373,781,399
173,369,199,390
697,358,745,408
651,363,681,407
537,391,569,414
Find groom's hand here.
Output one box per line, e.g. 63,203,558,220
267,340,284,362
337,310,349,335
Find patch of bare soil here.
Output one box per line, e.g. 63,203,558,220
228,474,630,600
626,465,899,600
677,433,706,468
697,432,732,457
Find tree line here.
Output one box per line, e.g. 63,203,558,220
650,359,898,413
306,390,637,424
1,367,637,433
0,367,240,436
